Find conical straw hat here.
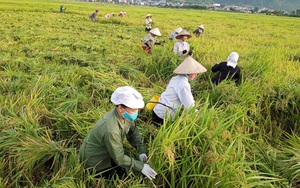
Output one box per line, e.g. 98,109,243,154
150,28,161,36
175,29,192,39
198,24,204,29
174,27,183,33
173,56,207,74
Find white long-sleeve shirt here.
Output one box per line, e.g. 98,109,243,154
145,18,152,29
173,40,190,57
142,33,156,47
153,75,195,119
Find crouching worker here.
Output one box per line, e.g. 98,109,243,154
193,24,204,38
79,86,157,180
152,57,207,127
211,52,241,86
142,28,161,54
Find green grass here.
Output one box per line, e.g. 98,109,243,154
0,0,300,187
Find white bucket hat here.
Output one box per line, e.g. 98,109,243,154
173,56,207,74
198,24,204,29
226,52,239,68
146,14,152,18
175,29,192,39
150,28,161,36
175,27,183,33
111,86,145,109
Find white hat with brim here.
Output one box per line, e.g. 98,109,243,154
146,14,152,18
111,86,145,109
198,24,204,29
175,27,183,33
226,52,239,68
175,30,192,39
150,28,161,36
173,56,207,74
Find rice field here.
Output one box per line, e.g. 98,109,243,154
0,0,300,187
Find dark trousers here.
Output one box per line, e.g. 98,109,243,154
152,111,164,127
90,159,127,179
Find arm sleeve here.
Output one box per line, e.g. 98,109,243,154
178,83,195,109
127,123,146,154
104,132,144,172
211,63,220,72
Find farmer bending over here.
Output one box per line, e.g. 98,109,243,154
79,86,157,180
152,57,207,126
142,28,161,54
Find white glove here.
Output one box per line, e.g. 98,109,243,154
141,164,157,180
139,153,148,163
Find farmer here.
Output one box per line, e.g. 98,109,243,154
105,12,115,18
89,10,99,22
79,86,157,180
173,29,192,58
145,14,153,32
193,24,205,38
152,56,207,126
211,52,242,86
118,11,126,17
142,28,161,54
59,4,66,13
169,27,183,41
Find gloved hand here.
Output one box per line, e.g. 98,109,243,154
141,164,157,180
188,51,193,56
182,50,187,54
139,153,148,163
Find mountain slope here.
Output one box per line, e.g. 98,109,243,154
213,0,300,11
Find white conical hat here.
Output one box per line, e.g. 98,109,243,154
150,28,161,36
175,27,183,33
175,29,192,39
173,56,207,74
146,14,152,18
198,24,204,29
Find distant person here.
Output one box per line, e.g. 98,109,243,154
60,4,66,13
142,28,161,54
89,10,99,22
211,52,242,86
105,13,115,18
118,11,126,17
145,14,153,32
173,30,192,57
79,86,157,180
152,56,207,126
169,27,182,41
193,24,205,38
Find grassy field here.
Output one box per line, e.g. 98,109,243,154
0,0,300,187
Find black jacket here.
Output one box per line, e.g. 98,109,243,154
211,62,241,85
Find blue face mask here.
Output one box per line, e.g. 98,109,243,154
122,111,138,121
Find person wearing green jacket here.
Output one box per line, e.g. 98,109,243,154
79,86,157,180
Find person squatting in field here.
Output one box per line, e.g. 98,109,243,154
89,10,99,22
169,27,183,41
152,56,207,127
173,30,193,58
193,24,205,38
142,28,161,54
105,13,115,18
79,86,157,180
145,14,153,32
118,11,126,17
211,52,242,86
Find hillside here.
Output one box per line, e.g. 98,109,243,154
213,0,300,11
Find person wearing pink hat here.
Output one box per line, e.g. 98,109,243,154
79,86,157,180
193,24,205,38
89,9,99,22
211,52,242,86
